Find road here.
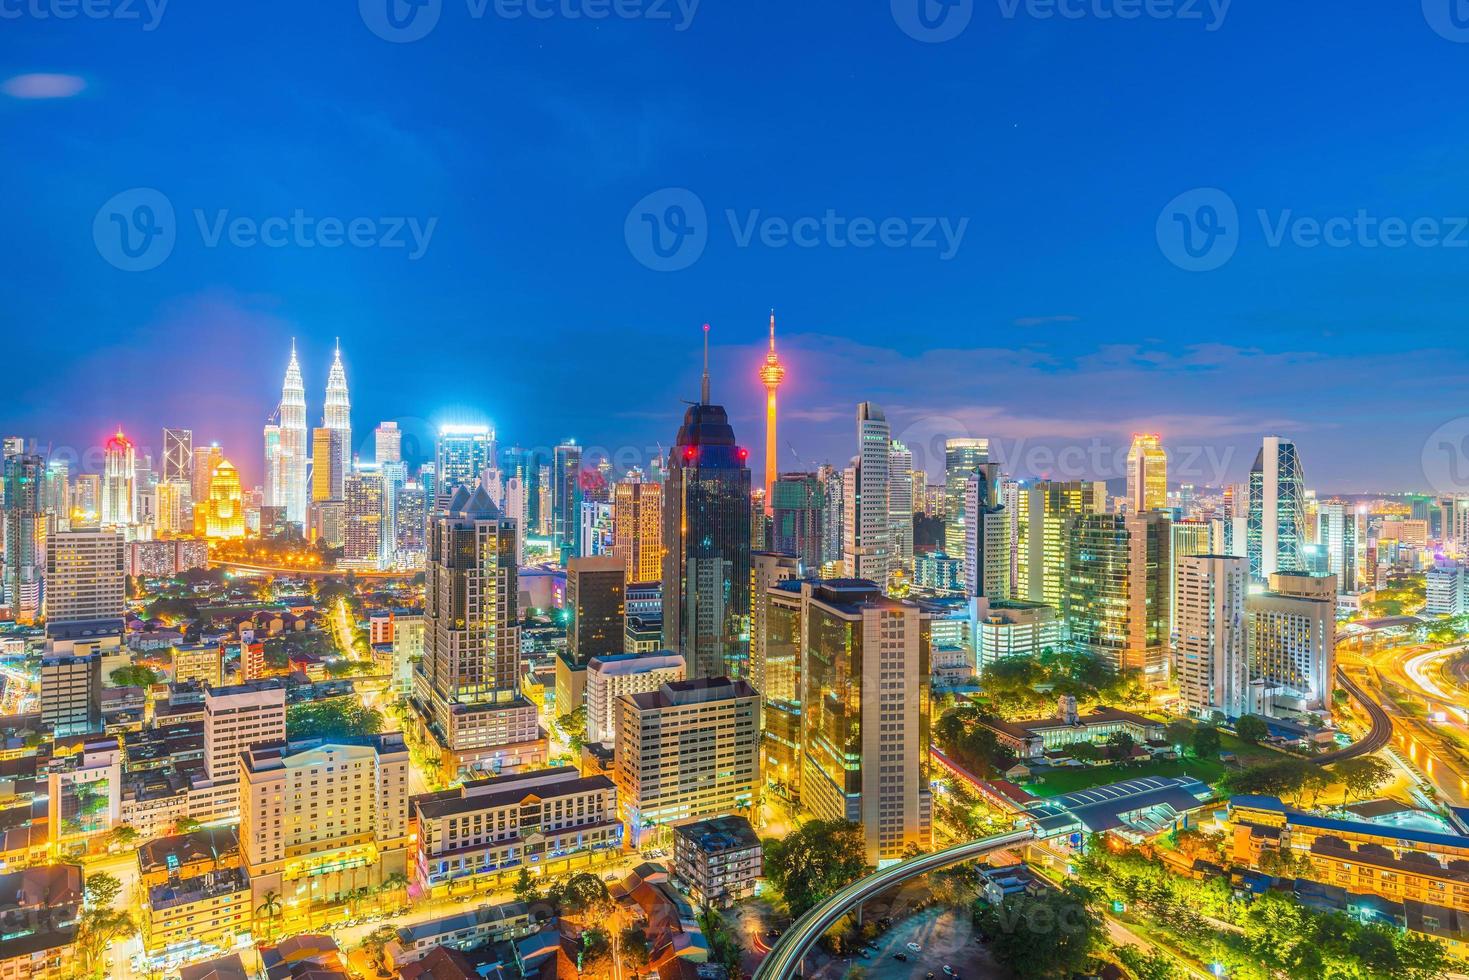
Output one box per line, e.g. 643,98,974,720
753,829,1035,980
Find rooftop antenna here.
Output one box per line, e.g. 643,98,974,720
700,323,711,405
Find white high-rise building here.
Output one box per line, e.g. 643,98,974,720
843,403,891,585
1247,572,1336,714
888,441,914,573
324,341,352,477
1174,555,1250,720
375,421,402,463
44,528,125,631
278,343,310,526
100,429,136,528
1317,501,1363,594
262,423,281,509
1247,436,1307,582
963,465,1009,599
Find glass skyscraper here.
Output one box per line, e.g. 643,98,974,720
1247,436,1307,583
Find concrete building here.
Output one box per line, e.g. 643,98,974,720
672,814,762,908
1246,572,1337,715
842,403,892,585
1064,512,1172,685
981,697,1164,760
239,733,410,927
1427,560,1466,616
143,866,252,963
584,652,686,747
0,865,82,980
39,653,101,736
566,555,625,665
44,528,125,634
1014,481,1106,609
611,479,663,584
797,580,932,865
410,767,621,895
613,677,760,845
194,679,287,820
1174,554,1251,720
972,598,1061,676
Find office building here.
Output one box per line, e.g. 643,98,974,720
435,425,495,504
1427,560,1467,616
578,499,614,558
262,422,281,512
410,767,621,896
1317,500,1364,594
1064,512,1171,683
322,341,352,479
197,679,287,819
566,555,625,666
553,442,582,559
584,652,686,746
1169,519,1213,642
759,311,786,517
749,552,804,700
963,463,1009,599
415,485,545,775
162,427,193,484
3,450,45,622
1015,480,1107,609
770,472,824,569
1247,572,1336,715
614,677,760,843
944,437,989,572
1174,555,1250,719
240,733,410,922
40,653,102,736
376,421,402,463
204,459,246,540
888,440,915,572
843,402,892,585
972,598,1060,675
660,329,752,680
311,427,345,502
344,469,386,569
101,428,136,527
191,444,223,521
798,580,931,864
818,464,844,568
1247,436,1308,582
913,551,963,595
611,478,663,583
44,527,125,632
759,578,806,801
1126,433,1168,513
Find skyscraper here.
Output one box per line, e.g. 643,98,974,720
1317,500,1363,594
435,425,495,505
375,421,402,463
1174,554,1250,720
162,428,193,484
661,326,752,680
311,427,345,502
1015,480,1107,608
770,472,824,569
758,311,786,517
414,485,545,775
944,437,990,573
612,477,663,583
888,440,914,573
44,528,125,634
344,469,385,569
1064,511,1172,683
100,428,135,528
262,423,281,509
323,340,352,477
553,441,582,560
843,403,892,584
1126,433,1168,513
278,342,309,527
205,459,246,539
963,463,1008,600
1247,436,1308,582
2,450,45,623
566,555,625,664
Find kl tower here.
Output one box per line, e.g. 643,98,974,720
758,310,786,516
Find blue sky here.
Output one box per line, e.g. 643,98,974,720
5,0,1469,493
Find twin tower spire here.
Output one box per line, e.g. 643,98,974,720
273,340,351,525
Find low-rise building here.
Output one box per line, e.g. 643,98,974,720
383,901,534,970
411,766,620,896
981,697,1163,761
672,814,762,908
0,864,82,980
585,652,685,747
143,866,252,962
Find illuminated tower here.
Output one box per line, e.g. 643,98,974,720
662,325,753,680
1126,433,1168,513
101,428,136,528
278,342,309,527
324,339,352,478
758,310,786,517
205,459,246,540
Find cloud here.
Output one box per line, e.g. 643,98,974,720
2,74,86,100
1012,314,1080,327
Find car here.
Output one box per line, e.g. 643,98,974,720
603,873,618,881
893,952,909,962
906,942,922,953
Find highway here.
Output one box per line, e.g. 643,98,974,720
751,828,1035,980
1312,666,1393,765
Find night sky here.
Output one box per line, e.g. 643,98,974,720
5,0,1469,493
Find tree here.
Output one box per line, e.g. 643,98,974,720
1234,714,1269,744
1117,945,1179,980
76,873,134,979
1335,756,1393,804
557,873,613,919
619,924,651,972
109,664,160,688
1106,731,1136,760
556,705,588,753
256,889,284,941
174,817,202,835
578,927,614,976
1163,719,1194,749
1191,725,1221,760
108,825,139,849
763,820,872,918
974,884,1100,980
1219,758,1317,799
360,925,397,969
513,866,543,905
286,699,384,740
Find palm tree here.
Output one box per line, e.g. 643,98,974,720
383,871,409,912
256,890,283,942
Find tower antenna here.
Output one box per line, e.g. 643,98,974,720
701,323,711,405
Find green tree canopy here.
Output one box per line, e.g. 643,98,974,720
763,819,872,918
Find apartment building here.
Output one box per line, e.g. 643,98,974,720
584,653,686,747
143,866,252,962
672,814,762,908
191,679,287,820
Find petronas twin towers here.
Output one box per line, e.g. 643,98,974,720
265,341,351,526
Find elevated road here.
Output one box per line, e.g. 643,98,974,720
1313,666,1392,765
752,828,1035,980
